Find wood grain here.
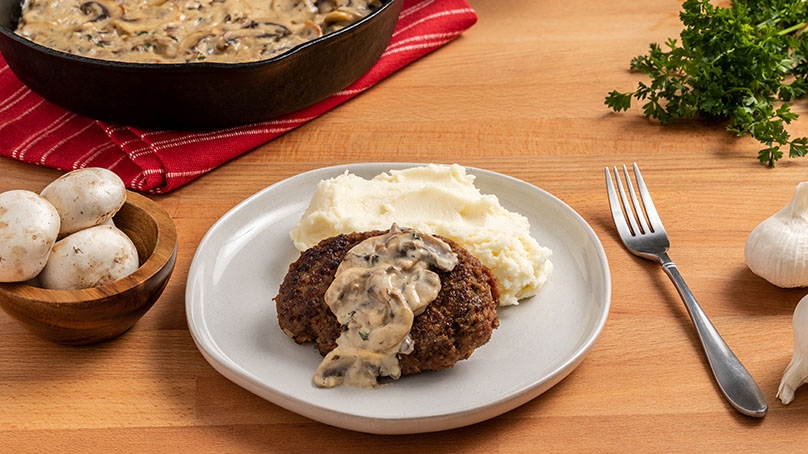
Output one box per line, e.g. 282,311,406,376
3,0,808,451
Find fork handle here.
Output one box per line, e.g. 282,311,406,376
658,254,768,418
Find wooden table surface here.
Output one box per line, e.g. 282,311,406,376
4,0,808,451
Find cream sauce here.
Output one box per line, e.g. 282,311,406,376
314,225,458,389
15,0,381,63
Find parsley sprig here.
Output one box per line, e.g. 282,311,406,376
605,0,808,166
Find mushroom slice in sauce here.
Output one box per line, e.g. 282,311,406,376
322,10,362,24
314,225,459,389
271,0,317,22
79,0,123,22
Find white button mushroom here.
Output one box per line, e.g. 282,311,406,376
0,190,60,282
39,225,139,290
40,168,126,237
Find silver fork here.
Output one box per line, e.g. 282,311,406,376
605,163,767,418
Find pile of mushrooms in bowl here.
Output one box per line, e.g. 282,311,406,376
0,168,177,345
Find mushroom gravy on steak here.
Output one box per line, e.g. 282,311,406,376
15,0,381,64
275,227,501,388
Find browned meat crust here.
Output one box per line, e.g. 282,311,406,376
274,229,500,375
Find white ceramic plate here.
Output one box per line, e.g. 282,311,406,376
186,163,611,434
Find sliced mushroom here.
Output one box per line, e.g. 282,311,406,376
299,19,322,40
322,10,361,25
130,33,179,58
317,0,353,11
218,23,292,52
79,0,123,22
244,20,291,35
178,29,217,56
272,0,318,18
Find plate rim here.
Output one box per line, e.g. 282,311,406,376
186,162,611,434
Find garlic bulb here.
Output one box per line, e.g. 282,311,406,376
778,294,808,404
745,181,808,288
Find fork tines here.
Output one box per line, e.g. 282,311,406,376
605,163,665,238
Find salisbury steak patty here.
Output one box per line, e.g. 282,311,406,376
275,229,500,375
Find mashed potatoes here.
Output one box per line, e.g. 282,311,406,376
290,164,553,306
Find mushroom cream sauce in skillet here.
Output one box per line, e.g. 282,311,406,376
15,0,381,63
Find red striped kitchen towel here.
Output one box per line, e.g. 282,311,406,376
0,0,477,193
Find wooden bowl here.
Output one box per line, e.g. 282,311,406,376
0,191,178,345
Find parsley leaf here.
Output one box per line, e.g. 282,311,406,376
605,0,808,167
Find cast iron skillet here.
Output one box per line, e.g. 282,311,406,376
0,0,402,129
